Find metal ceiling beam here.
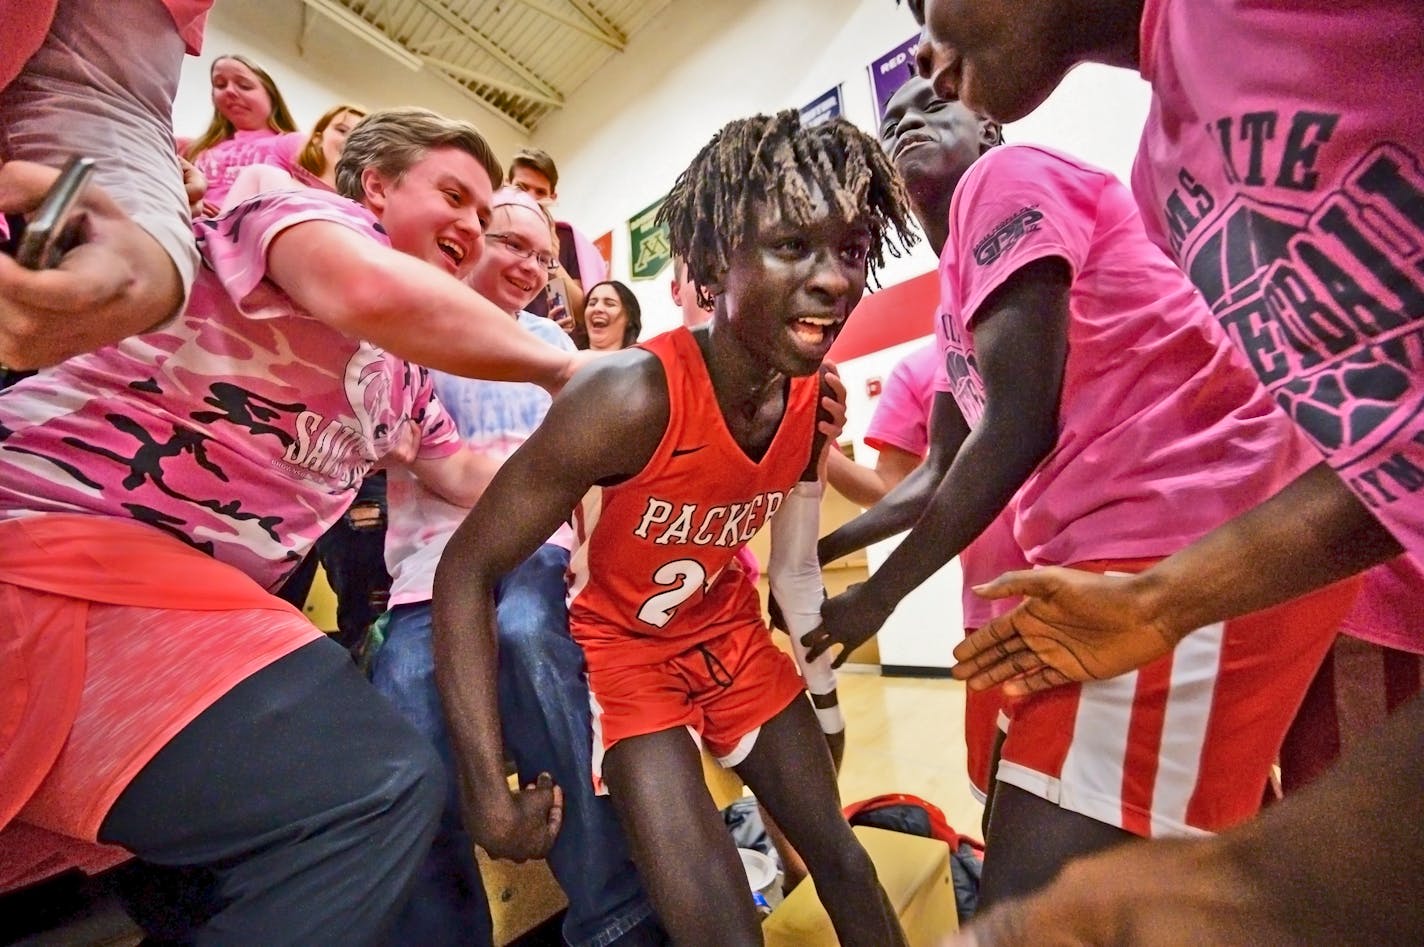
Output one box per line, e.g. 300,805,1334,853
420,56,566,108
301,0,423,68
564,0,626,47
407,34,465,57
410,0,564,101
515,0,624,50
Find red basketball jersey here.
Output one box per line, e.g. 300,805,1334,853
568,328,818,668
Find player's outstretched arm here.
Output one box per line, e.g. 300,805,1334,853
955,459,1402,696
818,390,969,565
806,257,1071,666
432,350,667,860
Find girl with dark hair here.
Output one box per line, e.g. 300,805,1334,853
581,279,642,351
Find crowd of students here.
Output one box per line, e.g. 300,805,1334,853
1,0,1421,944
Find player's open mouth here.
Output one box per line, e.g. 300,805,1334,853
790,315,840,347
588,313,611,328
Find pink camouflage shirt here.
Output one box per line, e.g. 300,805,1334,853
0,188,458,591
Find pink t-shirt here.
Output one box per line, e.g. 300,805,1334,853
938,144,1316,566
1343,556,1424,655
864,344,938,459
256,131,333,191
0,189,459,591
186,128,285,210
1131,0,1424,647
870,344,1027,628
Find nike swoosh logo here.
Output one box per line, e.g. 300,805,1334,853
671,445,706,457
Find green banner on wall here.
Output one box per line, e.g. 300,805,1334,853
628,196,671,281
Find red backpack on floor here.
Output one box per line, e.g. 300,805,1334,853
843,793,985,923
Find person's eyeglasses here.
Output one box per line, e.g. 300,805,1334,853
486,232,558,272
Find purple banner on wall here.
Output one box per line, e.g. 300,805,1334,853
800,85,844,127
868,35,920,126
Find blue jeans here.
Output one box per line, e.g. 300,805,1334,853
370,544,655,947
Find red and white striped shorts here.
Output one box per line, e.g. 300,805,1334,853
996,559,1359,838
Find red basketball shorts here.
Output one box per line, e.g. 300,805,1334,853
585,618,806,792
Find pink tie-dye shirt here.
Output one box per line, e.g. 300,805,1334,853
1131,0,1424,589
938,144,1316,567
0,189,458,591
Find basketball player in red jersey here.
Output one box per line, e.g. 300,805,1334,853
431,111,916,946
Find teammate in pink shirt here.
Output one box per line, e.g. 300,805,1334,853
0,107,582,941
809,76,1355,906
902,0,1424,941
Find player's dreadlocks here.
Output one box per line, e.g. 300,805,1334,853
659,110,917,309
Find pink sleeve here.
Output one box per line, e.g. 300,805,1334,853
412,372,461,459
949,146,1101,328
195,189,386,321
568,225,609,290
256,132,307,176
159,0,212,54
0,0,57,89
865,348,935,458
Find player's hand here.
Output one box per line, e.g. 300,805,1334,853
942,836,1275,946
953,567,1180,697
803,581,893,668
0,161,181,369
467,772,564,863
818,361,847,442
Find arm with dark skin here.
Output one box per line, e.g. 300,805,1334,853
431,350,668,859
818,389,970,565
955,461,1402,695
953,691,1424,946
824,440,925,510
806,257,1071,665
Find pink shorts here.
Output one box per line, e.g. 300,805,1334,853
997,559,1359,838
586,619,806,791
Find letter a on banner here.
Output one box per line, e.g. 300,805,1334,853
629,196,671,280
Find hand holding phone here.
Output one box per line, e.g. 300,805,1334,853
13,156,95,269
0,157,182,370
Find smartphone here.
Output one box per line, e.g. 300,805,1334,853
15,156,96,270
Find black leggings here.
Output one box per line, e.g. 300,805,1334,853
98,637,444,946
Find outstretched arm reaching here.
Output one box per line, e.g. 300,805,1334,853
954,460,1401,696
806,257,1071,666
818,389,969,566
431,349,667,860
